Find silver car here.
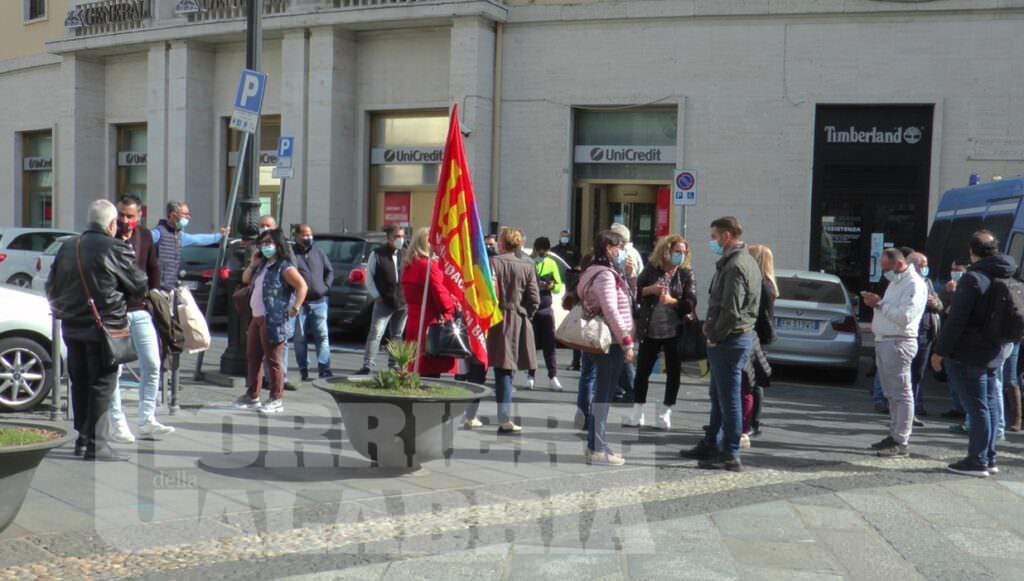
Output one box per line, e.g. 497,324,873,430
765,269,861,382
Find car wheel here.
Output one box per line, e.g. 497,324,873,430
0,336,53,412
6,274,32,288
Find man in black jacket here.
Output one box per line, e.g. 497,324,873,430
356,225,407,374
293,224,335,380
932,231,1016,477
47,199,148,461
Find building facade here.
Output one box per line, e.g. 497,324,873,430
2,0,1024,291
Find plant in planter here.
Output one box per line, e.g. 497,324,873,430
315,340,492,470
0,421,73,534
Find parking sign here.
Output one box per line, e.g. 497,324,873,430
229,69,267,134
277,137,294,168
673,169,697,206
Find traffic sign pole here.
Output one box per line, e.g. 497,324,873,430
275,177,287,228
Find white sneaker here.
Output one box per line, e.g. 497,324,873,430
587,450,626,466
655,404,672,430
109,418,136,444
526,377,535,390
463,417,483,429
139,419,175,437
259,399,284,415
740,433,751,449
622,403,645,427
550,377,563,391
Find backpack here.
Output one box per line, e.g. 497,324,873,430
981,276,1024,344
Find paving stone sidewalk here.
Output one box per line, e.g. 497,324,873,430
1,338,1022,580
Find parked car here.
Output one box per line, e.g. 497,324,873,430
0,285,62,412
0,228,77,288
314,233,386,334
764,269,861,383
31,235,75,293
178,240,242,323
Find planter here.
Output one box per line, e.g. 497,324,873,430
315,377,493,470
0,421,73,534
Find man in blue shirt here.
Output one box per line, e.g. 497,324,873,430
151,200,229,291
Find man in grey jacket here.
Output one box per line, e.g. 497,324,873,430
681,216,761,472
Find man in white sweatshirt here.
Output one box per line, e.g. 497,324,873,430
861,248,928,457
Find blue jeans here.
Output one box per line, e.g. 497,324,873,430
111,310,162,426
946,358,999,467
576,352,597,421
616,361,636,401
295,301,331,375
362,301,408,369
494,369,514,424
704,333,754,459
588,345,626,453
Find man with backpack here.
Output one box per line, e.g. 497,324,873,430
860,248,928,458
932,231,1022,477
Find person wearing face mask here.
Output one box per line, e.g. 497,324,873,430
860,248,928,459
938,262,969,420
552,229,581,270
151,200,230,291
105,194,175,446
356,225,409,375
291,224,335,381
906,252,943,427
526,237,564,391
47,200,149,461
609,223,642,402
681,217,760,472
235,228,308,414
623,234,696,430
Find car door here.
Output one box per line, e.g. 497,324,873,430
3,232,60,286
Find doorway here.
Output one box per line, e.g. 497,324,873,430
573,181,664,257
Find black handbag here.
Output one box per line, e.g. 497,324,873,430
679,316,708,362
76,239,138,366
425,316,472,358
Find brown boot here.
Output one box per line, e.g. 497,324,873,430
1005,384,1022,432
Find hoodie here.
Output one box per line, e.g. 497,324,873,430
933,254,1018,369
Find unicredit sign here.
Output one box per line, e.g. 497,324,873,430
574,145,675,164
371,147,444,165
823,126,924,145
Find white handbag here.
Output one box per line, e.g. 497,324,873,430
555,275,612,354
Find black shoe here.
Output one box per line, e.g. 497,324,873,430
940,409,966,419
912,417,925,428
353,367,372,376
701,424,711,432
876,444,909,458
84,444,129,462
318,369,334,379
947,459,989,477
874,403,889,414
73,437,86,457
299,370,310,382
698,453,742,472
284,382,298,392
680,440,718,460
870,435,896,450
569,364,581,371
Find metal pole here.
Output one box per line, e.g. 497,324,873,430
194,131,251,379
414,254,433,374
49,314,61,422
275,178,287,228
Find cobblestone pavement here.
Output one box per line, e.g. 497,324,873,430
1,338,1022,580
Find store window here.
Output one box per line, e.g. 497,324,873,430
116,124,148,213
21,131,53,227
226,115,281,218
24,0,46,22
368,111,447,231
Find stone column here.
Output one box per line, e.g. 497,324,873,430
280,29,309,231
146,43,168,223
307,27,356,233
57,55,106,230
449,17,495,224
167,41,216,230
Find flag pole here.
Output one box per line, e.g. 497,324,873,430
414,252,433,374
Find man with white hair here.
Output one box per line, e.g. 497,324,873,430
47,199,148,461
609,222,643,402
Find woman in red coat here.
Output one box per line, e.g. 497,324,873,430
400,227,458,377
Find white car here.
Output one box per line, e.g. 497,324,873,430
0,285,63,412
0,228,77,288
30,235,74,293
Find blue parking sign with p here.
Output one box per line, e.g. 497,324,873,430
278,137,293,159
234,69,267,114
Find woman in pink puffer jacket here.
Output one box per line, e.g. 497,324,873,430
578,230,636,466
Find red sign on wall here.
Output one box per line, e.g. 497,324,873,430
383,191,411,226
656,186,670,238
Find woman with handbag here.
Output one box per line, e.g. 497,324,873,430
578,230,635,465
401,227,459,378
742,244,778,445
234,228,308,415
623,234,697,430
470,228,540,434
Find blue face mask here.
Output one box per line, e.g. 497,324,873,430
920,266,930,278
709,240,724,256
178,217,190,230
884,270,897,283
260,244,277,259
614,251,626,267
671,252,685,266
951,271,964,282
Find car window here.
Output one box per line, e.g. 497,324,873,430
8,233,54,252
314,239,366,264
181,244,221,267
43,238,70,256
777,277,848,304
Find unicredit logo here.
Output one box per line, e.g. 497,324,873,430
589,147,663,162
824,125,925,145
383,149,442,163
590,147,605,162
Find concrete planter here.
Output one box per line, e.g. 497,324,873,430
0,421,73,534
315,377,492,470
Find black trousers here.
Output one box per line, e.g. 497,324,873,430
65,335,119,447
530,310,558,379
910,337,931,414
633,336,682,406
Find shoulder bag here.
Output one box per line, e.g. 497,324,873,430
678,314,708,362
426,314,472,358
555,270,613,354
75,239,138,366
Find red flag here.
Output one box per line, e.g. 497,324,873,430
429,105,502,367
